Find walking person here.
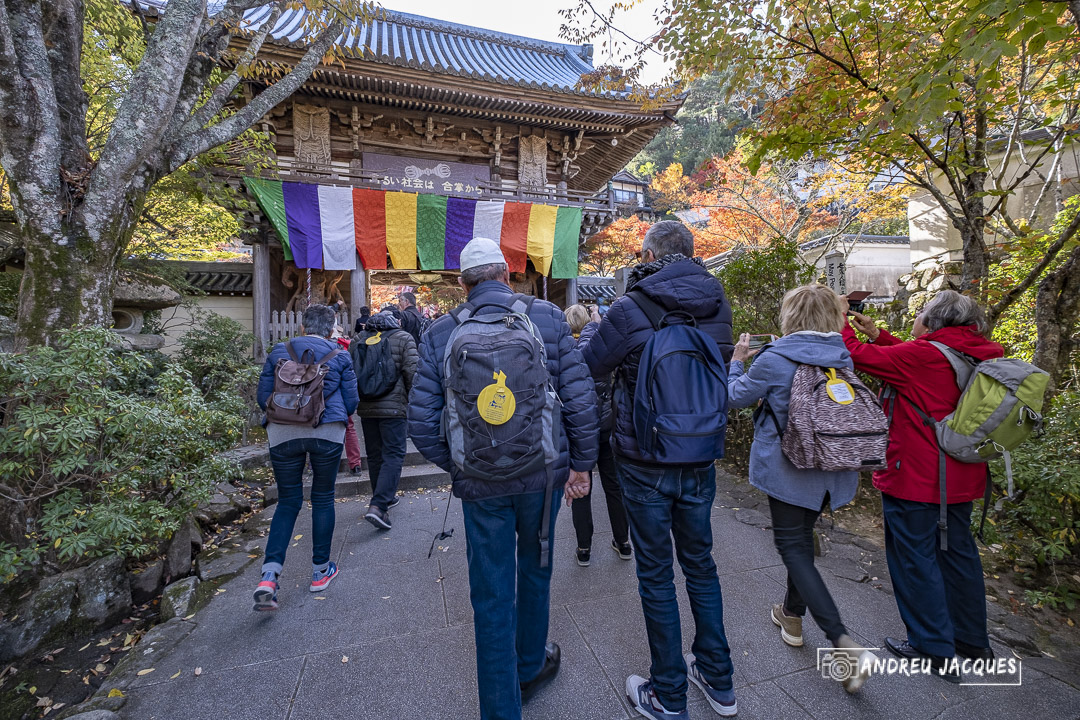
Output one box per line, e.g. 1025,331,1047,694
352,309,418,530
844,290,1003,681
397,290,426,346
583,221,737,719
252,304,358,611
727,284,876,693
564,304,631,566
333,330,363,475
409,237,598,720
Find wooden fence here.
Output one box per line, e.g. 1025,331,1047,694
268,309,352,344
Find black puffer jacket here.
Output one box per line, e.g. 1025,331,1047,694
582,257,734,463
353,312,418,419
408,281,599,501
577,321,612,433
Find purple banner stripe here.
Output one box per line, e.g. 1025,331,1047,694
282,182,323,269
444,197,477,270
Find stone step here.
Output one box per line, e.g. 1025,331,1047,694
337,445,428,473
263,462,450,505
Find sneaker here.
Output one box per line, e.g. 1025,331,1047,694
685,653,737,716
365,505,392,530
612,539,633,560
832,634,876,693
252,573,278,611
885,637,959,684
771,603,804,647
310,562,339,593
387,496,400,509
576,547,591,566
625,675,689,720
350,465,362,475
520,642,561,702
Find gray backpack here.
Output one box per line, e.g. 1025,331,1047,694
441,294,561,563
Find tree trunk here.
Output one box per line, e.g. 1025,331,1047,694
957,172,991,298
14,218,128,348
1033,244,1080,393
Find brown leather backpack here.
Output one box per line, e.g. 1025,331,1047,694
265,341,341,427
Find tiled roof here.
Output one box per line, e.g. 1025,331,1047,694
186,269,253,295
242,7,603,96
798,234,909,252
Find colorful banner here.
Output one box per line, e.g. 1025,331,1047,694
245,178,583,277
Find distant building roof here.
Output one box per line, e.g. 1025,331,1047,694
241,7,606,96
577,275,616,300
798,234,909,252
177,262,254,295
611,170,648,186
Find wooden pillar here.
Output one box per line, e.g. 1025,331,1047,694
566,277,579,307
350,253,366,330
253,241,272,362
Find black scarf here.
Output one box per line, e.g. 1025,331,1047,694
625,253,705,292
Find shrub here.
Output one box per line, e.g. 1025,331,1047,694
0,328,243,582
175,309,260,429
714,240,816,471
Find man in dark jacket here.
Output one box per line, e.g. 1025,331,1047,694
583,221,737,719
397,291,425,346
355,310,418,531
408,237,598,720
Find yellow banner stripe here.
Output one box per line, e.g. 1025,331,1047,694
384,192,418,270
525,204,559,276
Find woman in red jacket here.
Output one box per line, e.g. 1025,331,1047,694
844,290,1002,683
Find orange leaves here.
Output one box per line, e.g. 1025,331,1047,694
580,215,650,276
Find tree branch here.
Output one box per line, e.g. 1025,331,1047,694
170,18,344,170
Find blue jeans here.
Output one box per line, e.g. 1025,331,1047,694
882,494,989,657
263,438,342,574
617,460,734,712
462,488,562,720
359,417,407,511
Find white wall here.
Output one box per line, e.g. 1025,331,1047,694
804,243,912,298
158,295,253,355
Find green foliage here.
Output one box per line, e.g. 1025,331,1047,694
0,328,244,582
715,241,817,470
629,73,753,177
985,387,1080,577
175,310,257,400
0,272,18,318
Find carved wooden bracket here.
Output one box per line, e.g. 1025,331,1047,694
473,125,518,168
409,116,455,146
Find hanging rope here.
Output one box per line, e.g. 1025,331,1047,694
306,268,312,307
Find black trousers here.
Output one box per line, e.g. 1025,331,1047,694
571,432,629,547
768,495,847,644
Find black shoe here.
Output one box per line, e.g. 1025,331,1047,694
350,465,362,475
954,639,994,661
884,637,960,684
611,539,632,560
576,547,591,566
365,505,392,530
387,496,400,509
520,642,560,702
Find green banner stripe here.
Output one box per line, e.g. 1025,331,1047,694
551,206,582,279
416,194,448,271
244,177,292,262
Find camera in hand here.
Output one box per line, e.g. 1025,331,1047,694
748,334,776,350
847,290,873,314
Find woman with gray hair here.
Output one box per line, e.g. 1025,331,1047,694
254,304,359,611
843,290,1003,682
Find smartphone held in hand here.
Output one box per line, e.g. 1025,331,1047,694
748,334,776,350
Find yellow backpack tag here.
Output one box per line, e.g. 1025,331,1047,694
477,370,517,425
824,368,855,405
365,331,382,346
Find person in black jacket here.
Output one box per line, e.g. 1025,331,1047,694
397,291,425,346
564,304,630,567
583,221,737,719
408,238,598,720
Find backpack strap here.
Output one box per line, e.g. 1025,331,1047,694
285,340,301,363
928,341,978,390
625,289,667,330
539,465,554,569
315,347,341,365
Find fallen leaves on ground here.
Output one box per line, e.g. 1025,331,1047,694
136,668,155,676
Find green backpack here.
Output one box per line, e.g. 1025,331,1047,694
890,342,1050,550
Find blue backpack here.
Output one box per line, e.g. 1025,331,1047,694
627,290,729,464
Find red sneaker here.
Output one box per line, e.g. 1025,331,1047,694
310,562,339,593
253,575,278,611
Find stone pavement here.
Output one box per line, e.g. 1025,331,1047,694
114,478,1080,720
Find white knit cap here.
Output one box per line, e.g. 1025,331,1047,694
459,237,506,271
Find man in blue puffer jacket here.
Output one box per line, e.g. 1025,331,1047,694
582,221,737,719
253,304,358,612
408,238,598,720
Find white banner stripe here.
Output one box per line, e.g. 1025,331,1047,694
472,200,505,244
318,185,357,270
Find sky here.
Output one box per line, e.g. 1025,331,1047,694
379,0,673,84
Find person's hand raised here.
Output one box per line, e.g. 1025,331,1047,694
732,333,760,364
848,311,880,341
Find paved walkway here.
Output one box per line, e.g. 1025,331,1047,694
117,478,1080,720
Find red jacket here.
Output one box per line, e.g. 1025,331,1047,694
842,325,1004,503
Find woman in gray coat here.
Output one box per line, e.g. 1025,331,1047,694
728,283,872,693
